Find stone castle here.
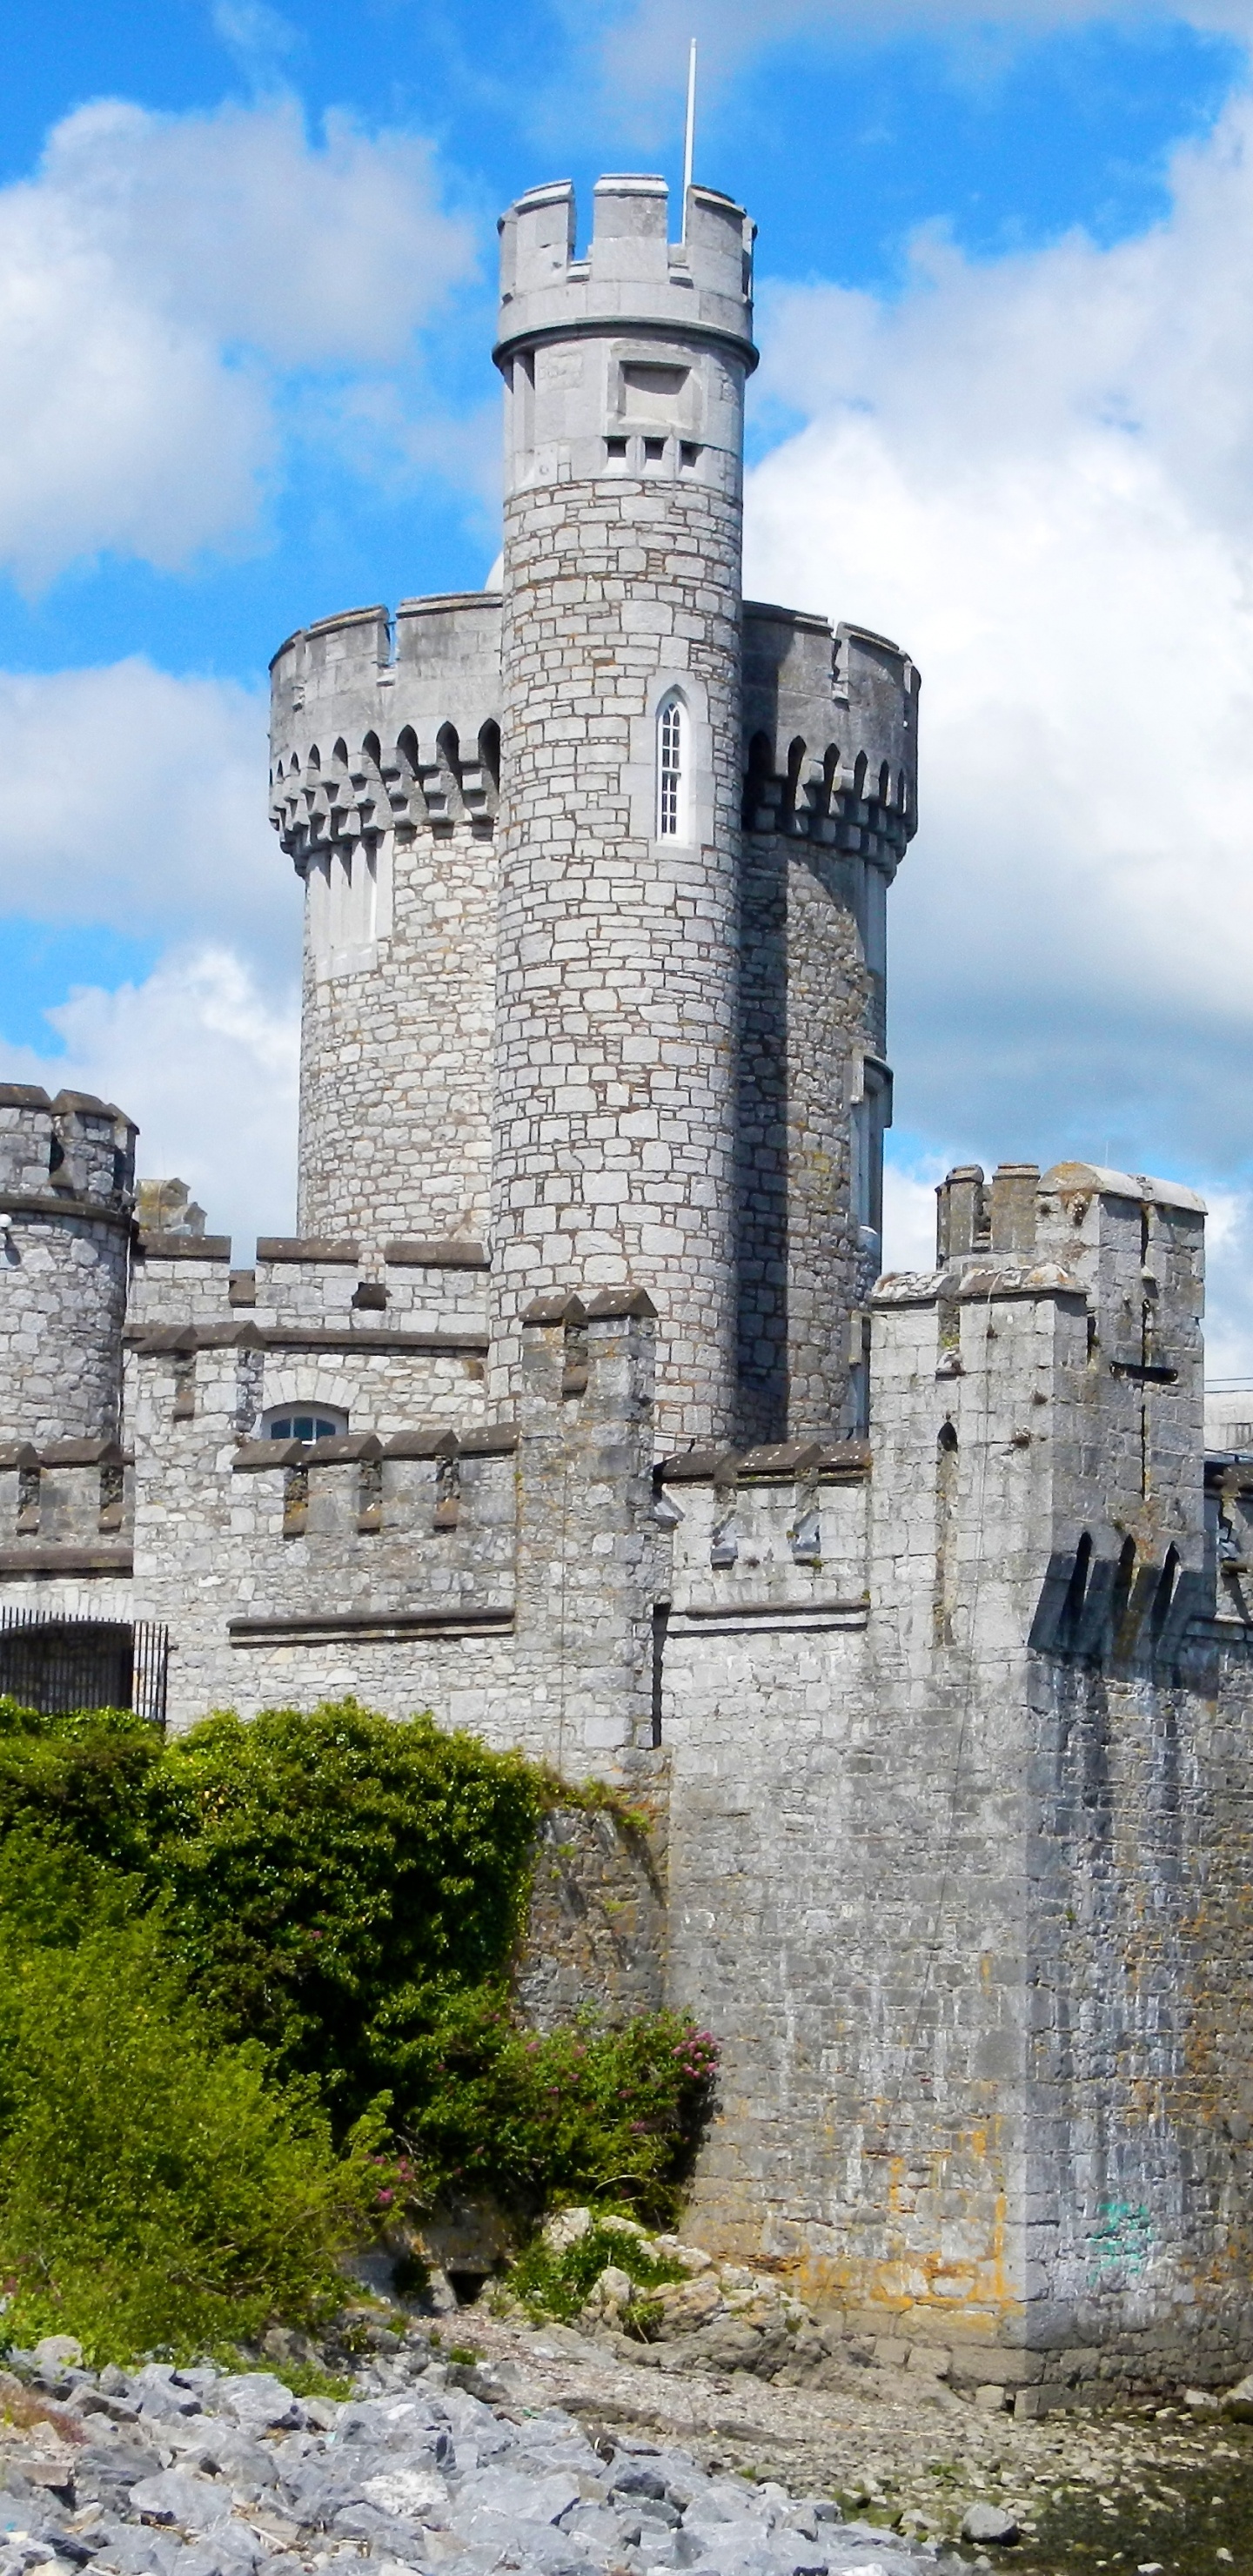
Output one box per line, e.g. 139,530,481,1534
3,166,1252,2407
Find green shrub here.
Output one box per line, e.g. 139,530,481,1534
0,1697,719,2257
148,1702,544,2126
506,2216,688,2325
0,1857,386,2362
393,1998,719,2224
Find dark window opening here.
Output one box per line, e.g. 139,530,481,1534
643,436,666,463
680,440,700,468
651,1602,670,1747
605,435,628,460
478,719,501,792
268,1412,345,1444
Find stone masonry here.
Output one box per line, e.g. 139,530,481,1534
1,162,1251,2406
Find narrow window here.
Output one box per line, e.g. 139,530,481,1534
657,693,686,840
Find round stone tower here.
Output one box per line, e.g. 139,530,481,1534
0,1084,136,1445
489,174,757,1444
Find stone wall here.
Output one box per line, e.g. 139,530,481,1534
513,1791,668,2030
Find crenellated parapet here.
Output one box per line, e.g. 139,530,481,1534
269,594,502,868
0,1085,137,1449
741,607,919,867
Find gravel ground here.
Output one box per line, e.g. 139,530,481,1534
2,2311,1246,2576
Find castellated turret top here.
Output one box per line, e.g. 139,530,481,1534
495,174,756,371
494,176,755,505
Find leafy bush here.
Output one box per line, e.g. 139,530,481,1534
506,2217,687,2325
0,1696,719,2284
0,1840,385,2362
393,2000,719,2225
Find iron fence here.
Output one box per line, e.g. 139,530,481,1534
0,1612,169,1726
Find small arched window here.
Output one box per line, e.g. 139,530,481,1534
265,1405,348,1445
657,692,687,840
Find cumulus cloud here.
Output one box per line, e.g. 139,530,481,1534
740,86,1253,1362
0,96,475,585
0,658,292,960
590,0,1253,102
0,658,300,1243
0,949,299,1251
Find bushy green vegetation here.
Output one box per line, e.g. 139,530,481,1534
0,1829,385,2360
506,2215,688,2330
0,1696,718,2358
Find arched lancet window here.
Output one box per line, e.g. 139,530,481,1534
657,692,687,840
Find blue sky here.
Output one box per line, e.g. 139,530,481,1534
5,0,1253,1365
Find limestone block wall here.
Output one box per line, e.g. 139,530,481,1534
513,1795,668,2031
126,1298,666,1761
0,1085,136,1446
658,1157,1253,2396
127,1235,234,1329
0,1440,133,1583
271,595,501,1247
738,614,918,1446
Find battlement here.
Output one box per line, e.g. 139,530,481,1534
742,608,920,862
496,174,754,368
0,1435,132,1575
0,1084,136,1215
270,593,502,868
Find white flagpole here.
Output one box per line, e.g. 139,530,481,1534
682,38,697,240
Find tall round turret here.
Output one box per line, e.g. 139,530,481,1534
0,1084,136,1444
489,174,757,1444
270,594,502,1249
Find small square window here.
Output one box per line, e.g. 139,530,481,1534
605,435,627,460
680,441,700,469
643,436,666,463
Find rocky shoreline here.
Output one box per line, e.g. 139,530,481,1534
3,2300,1253,2576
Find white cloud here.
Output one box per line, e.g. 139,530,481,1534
0,658,291,960
740,86,1253,1366
593,0,1253,102
0,949,299,1251
0,656,301,1244
882,1157,947,1275
0,95,475,585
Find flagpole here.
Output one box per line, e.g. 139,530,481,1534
682,38,697,241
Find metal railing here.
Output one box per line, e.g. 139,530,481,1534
0,1612,168,1726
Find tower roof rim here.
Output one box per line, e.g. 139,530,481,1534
492,312,759,376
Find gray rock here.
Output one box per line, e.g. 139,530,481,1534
128,2471,231,2534
359,2464,450,2524
93,2527,186,2576
206,2377,302,2437
960,2505,1021,2546
178,2536,266,2576
451,2468,581,2530
73,2446,165,2506
611,2465,669,2502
